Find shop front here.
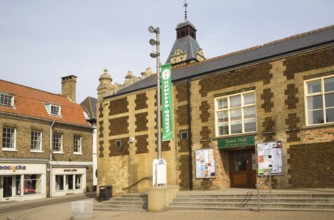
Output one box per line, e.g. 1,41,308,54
218,135,256,188
51,167,87,197
0,163,47,201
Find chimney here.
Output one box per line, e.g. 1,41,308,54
61,75,77,102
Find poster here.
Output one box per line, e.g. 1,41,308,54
257,141,283,175
195,149,216,178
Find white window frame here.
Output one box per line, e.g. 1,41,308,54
215,91,256,136
45,103,61,117
304,75,334,126
73,135,82,154
53,133,63,153
0,93,14,107
31,130,43,152
2,127,16,150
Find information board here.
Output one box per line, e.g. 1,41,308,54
195,149,216,178
257,141,283,175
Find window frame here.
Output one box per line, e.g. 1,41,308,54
2,127,16,150
53,133,63,153
0,93,14,107
215,91,257,137
73,135,82,154
115,140,122,148
45,103,61,117
304,75,334,126
31,130,43,152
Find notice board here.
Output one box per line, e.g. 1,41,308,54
257,141,283,175
195,148,216,178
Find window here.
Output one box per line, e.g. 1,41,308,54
180,130,189,140
56,175,64,191
115,140,122,148
31,131,42,151
24,175,41,194
53,133,63,152
2,127,16,149
215,91,256,136
0,93,14,107
45,103,61,117
73,135,82,153
305,76,334,125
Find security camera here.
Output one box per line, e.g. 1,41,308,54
150,51,159,58
149,39,156,46
129,137,135,143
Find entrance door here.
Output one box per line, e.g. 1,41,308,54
230,150,256,188
3,176,13,197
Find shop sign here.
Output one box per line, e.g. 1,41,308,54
64,168,77,173
218,135,255,149
0,165,26,172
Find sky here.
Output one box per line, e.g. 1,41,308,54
1,0,334,103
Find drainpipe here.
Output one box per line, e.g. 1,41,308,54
187,79,193,190
49,121,55,197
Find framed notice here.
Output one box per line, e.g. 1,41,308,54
257,141,283,175
195,148,216,178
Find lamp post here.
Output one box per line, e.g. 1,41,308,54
149,26,167,187
148,26,162,160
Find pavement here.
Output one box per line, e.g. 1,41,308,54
1,189,334,220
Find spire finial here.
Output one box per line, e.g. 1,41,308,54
184,0,188,21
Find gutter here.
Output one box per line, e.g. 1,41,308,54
49,121,55,197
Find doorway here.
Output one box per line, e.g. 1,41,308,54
3,176,13,197
229,149,256,188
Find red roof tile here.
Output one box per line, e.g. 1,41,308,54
0,80,90,127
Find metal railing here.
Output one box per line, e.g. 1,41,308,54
256,169,272,212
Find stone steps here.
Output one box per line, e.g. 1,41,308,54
94,193,148,211
168,193,334,211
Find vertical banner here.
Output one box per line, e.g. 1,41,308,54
161,63,173,141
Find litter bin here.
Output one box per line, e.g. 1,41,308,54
99,185,112,201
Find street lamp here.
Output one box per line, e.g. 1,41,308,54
149,26,166,186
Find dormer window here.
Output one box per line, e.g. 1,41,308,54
0,93,14,107
45,103,61,117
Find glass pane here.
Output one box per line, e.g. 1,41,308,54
325,93,334,107
230,95,241,107
230,109,241,121
217,98,228,109
245,119,256,132
231,121,242,134
307,95,323,110
307,80,321,94
244,106,256,119
324,77,334,92
218,124,229,135
217,111,228,123
308,110,324,124
233,154,247,171
244,93,255,105
326,108,334,123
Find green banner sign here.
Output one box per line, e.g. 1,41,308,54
218,135,255,149
161,63,173,141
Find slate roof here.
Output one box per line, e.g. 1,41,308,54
166,35,201,63
0,80,91,127
107,25,334,99
80,96,97,120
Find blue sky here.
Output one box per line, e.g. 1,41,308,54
1,0,333,102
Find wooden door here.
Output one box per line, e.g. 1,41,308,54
230,150,256,188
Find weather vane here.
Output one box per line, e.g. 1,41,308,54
184,0,188,21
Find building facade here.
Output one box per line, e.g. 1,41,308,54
97,22,334,194
0,76,94,201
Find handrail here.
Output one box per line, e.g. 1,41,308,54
256,169,271,212
122,176,152,191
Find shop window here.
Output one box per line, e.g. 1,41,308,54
67,175,74,190
24,175,41,194
73,135,82,154
215,91,256,136
56,175,64,191
31,130,42,151
305,76,334,125
75,175,82,189
2,127,16,149
53,133,63,152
